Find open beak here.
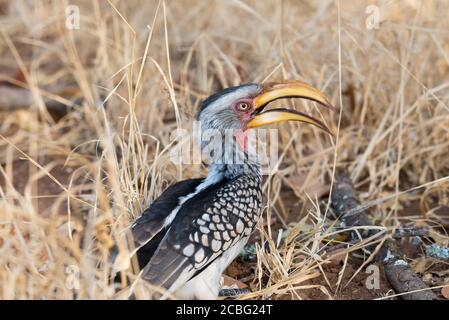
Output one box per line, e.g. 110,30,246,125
247,80,334,135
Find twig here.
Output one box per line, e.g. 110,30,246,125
322,227,428,255
0,86,78,113
330,171,438,300
393,227,429,239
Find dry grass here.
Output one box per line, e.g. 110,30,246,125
0,0,448,299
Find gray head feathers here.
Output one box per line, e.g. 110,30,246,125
197,83,262,131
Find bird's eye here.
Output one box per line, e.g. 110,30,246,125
237,102,250,112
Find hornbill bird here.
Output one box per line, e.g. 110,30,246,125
130,80,333,299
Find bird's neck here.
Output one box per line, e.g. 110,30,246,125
209,162,261,181
200,127,262,181
208,146,261,181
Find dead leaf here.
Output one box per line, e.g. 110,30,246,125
221,274,248,289
411,257,428,274
422,273,433,284
441,284,449,299
285,173,330,199
324,248,348,266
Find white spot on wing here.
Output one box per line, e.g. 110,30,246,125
236,219,244,233
211,239,222,252
201,234,209,246
183,244,195,257
195,248,205,262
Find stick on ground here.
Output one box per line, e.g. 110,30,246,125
330,171,438,300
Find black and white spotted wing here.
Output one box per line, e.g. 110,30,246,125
140,174,262,292
131,178,204,268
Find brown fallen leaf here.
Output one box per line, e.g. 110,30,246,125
411,257,428,274
221,274,248,289
324,248,348,266
442,284,449,299
284,172,330,200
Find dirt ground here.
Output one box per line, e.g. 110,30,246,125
223,186,448,300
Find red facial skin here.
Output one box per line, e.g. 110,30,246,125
232,98,255,151
231,98,255,123
234,130,248,151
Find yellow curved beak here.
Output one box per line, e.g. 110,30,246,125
247,108,333,135
247,80,334,134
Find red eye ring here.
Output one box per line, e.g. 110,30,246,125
234,99,253,112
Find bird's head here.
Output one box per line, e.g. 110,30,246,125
197,80,333,142
196,80,334,157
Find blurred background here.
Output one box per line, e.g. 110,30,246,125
0,0,448,299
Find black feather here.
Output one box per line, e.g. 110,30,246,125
132,178,204,266
140,177,230,289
